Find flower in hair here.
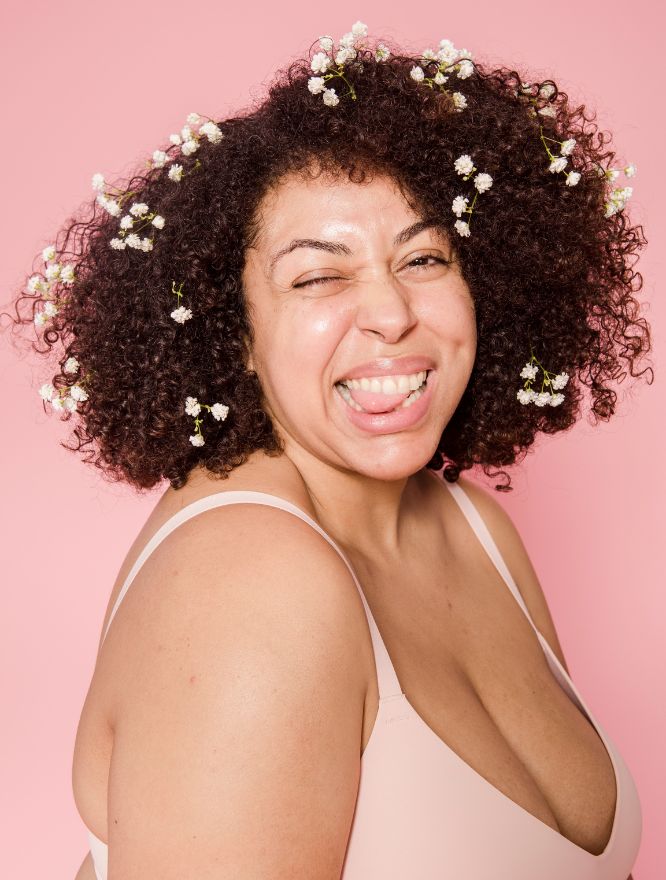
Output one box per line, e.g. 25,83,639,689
170,280,192,323
451,154,493,236
409,38,474,110
185,396,230,446
516,354,569,407
307,21,378,105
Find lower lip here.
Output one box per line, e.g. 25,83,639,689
333,370,436,435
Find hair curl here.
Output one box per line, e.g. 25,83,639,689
3,33,654,492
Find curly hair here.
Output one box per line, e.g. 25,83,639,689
2,32,653,492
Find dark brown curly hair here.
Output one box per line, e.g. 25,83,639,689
2,32,653,492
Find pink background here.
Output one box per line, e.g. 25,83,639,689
1,1,663,877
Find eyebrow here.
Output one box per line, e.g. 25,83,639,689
268,218,446,274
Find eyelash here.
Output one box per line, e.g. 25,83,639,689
293,255,450,288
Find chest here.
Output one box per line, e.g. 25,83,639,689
348,541,618,857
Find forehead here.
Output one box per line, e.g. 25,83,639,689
253,169,435,249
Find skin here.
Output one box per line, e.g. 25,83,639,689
242,167,478,563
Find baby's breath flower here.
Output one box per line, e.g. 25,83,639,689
457,59,474,79
319,35,334,52
27,275,43,293
549,157,568,173
190,433,205,446
185,396,201,417
44,263,61,281
473,172,493,193
171,305,193,323
351,20,368,37
560,138,576,156
91,173,106,192
520,362,539,380
129,202,149,217
43,300,58,317
434,71,448,85
211,402,230,421
199,121,223,144
308,76,326,94
125,233,142,249
322,88,339,107
311,52,331,74
410,65,425,82
64,357,80,374
120,215,134,230
537,106,557,118
565,171,581,186
624,163,637,177
452,195,469,217
454,219,471,237
110,237,127,249
375,43,390,61
151,215,165,229
452,92,467,110
180,139,199,156
69,384,88,402
186,112,201,126
454,154,475,176
152,149,170,168
39,383,55,401
42,245,56,263
60,264,75,283
51,397,65,412
168,164,183,182
169,133,182,146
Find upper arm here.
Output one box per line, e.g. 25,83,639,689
456,476,571,675
105,504,369,879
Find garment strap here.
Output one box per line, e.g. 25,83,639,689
425,469,540,635
99,490,404,700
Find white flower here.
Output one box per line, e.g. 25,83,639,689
181,125,192,141
120,215,134,230
560,138,576,156
422,48,437,61
91,173,106,192
69,384,88,402
375,43,390,61
110,237,127,249
168,164,183,182
152,215,165,229
62,396,77,412
98,195,121,216
152,149,169,167
520,362,539,380
180,139,199,156
551,372,569,390
454,154,475,176
335,46,355,65
308,76,326,94
186,112,201,126
537,106,557,118
34,311,47,326
565,171,581,186
211,402,229,421
338,32,355,48
51,396,64,411
42,244,56,263
454,219,471,237
624,163,637,178
549,393,565,406
185,396,201,417
43,300,58,317
452,195,469,217
457,59,474,79
129,202,149,217
39,382,55,401
539,83,556,98
125,233,142,249
200,121,223,143
189,433,205,446
473,172,493,193
60,264,75,283
606,168,620,181
171,305,193,323
549,157,568,173
64,357,80,374
452,92,467,110
45,263,61,280
351,20,368,37
437,40,459,65
140,237,153,252
433,71,448,85
517,388,535,404
27,275,43,293
322,88,339,107
604,201,618,218
311,52,331,74
534,392,553,407
410,65,425,82
318,35,334,52
169,133,182,146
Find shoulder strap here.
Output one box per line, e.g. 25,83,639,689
426,470,539,634
99,490,403,700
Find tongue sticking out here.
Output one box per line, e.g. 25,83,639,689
345,385,412,413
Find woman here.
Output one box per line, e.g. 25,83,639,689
9,22,650,879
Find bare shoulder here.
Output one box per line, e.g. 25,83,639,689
455,474,570,673
102,500,370,877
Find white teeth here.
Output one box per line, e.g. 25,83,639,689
336,372,428,412
342,370,427,395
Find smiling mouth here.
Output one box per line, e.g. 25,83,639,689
335,370,430,414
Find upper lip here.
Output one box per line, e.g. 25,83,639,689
335,355,435,383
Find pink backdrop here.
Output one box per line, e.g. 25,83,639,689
1,1,663,877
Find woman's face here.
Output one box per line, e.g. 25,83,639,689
241,168,477,481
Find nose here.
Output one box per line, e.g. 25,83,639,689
354,273,418,343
